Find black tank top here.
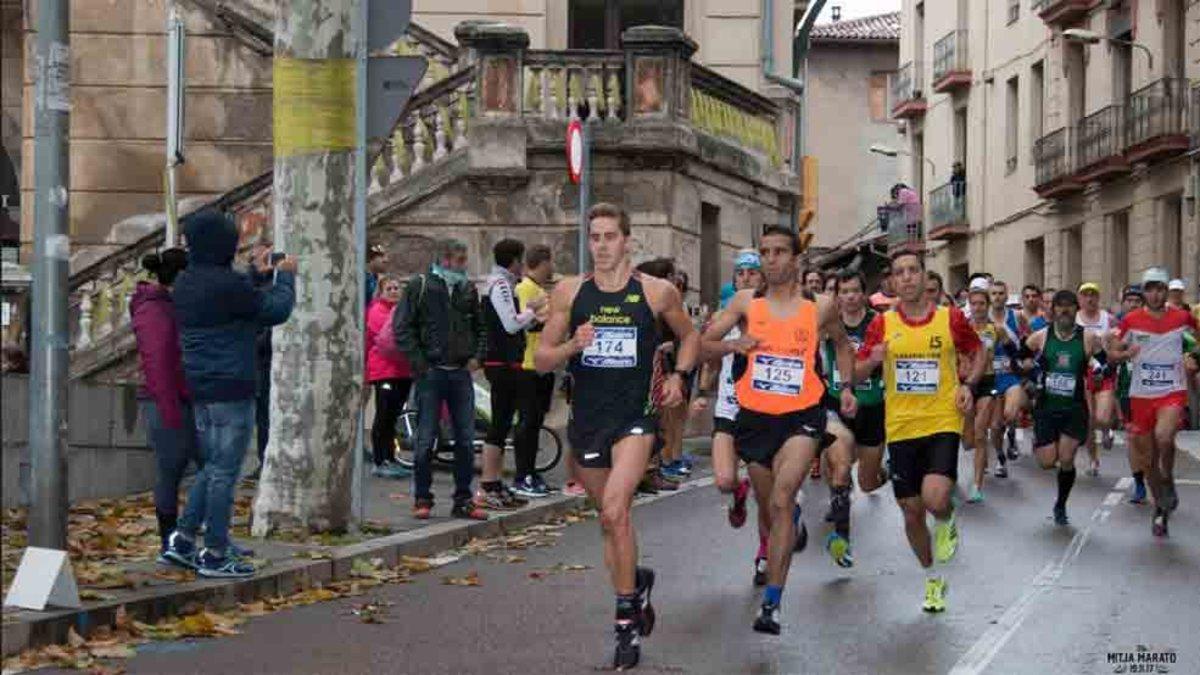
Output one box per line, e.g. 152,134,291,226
568,273,660,426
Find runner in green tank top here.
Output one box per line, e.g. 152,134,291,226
1020,290,1102,526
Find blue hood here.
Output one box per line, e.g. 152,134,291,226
183,210,239,266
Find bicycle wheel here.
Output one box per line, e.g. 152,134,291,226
534,426,563,473
394,410,420,469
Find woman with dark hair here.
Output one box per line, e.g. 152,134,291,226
131,248,199,560
366,275,413,479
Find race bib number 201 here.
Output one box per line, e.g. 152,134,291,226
895,359,940,394
752,354,805,395
581,327,638,368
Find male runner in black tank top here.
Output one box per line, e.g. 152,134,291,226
536,202,699,671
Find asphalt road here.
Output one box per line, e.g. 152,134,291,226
52,437,1200,675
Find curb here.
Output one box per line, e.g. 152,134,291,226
1,471,716,657
1,494,590,657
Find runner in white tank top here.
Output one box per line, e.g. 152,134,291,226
1074,282,1117,476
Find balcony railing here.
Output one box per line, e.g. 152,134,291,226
1125,78,1190,163
891,61,927,119
932,31,970,92
1074,105,1129,180
1033,127,1082,198
929,181,968,239
1036,0,1090,26
880,196,924,255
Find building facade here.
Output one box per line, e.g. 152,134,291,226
805,11,899,251
893,0,1199,302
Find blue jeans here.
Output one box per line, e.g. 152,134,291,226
143,400,201,546
413,368,476,504
178,400,254,555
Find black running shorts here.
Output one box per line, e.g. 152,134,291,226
1033,407,1088,447
887,432,961,500
568,415,658,470
713,416,736,437
839,403,886,448
734,406,827,468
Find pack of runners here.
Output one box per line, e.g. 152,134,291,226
537,202,1197,670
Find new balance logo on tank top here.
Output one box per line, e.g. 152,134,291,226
568,273,660,427
1118,307,1198,399
735,297,824,415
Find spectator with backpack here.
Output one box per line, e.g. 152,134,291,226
394,237,488,520
366,274,413,479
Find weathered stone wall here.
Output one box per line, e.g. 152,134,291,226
18,0,272,258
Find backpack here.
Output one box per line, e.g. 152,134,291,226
374,275,428,360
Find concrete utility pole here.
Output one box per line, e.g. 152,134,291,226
29,0,71,549
252,0,361,535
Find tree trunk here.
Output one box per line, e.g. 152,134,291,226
252,0,360,536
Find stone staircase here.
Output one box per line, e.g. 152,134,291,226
67,14,801,385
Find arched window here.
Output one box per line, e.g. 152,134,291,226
569,0,684,50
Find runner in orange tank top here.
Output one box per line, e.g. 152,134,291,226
702,226,858,636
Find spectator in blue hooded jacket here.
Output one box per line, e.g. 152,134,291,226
161,209,296,579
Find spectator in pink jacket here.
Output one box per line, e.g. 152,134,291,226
130,248,199,557
366,275,413,478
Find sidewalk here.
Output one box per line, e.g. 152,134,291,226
1,439,714,658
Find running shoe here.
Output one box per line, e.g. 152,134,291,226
728,478,750,529
1161,479,1179,513
1006,427,1019,460
636,567,656,636
1053,504,1069,526
933,514,959,564
1129,479,1147,504
197,549,256,579
752,602,782,635
660,463,686,482
475,488,525,511
412,499,433,520
967,487,985,504
562,480,588,498
451,501,488,521
613,621,641,671
161,531,198,570
371,461,410,479
1152,508,1169,537
229,541,255,559
532,474,558,494
825,532,853,568
512,475,550,499
922,576,948,613
753,557,768,587
668,459,692,476
792,506,808,553
1087,459,1100,477
994,463,1008,479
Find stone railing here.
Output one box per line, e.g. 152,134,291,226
523,50,626,122
370,66,475,193
690,64,785,168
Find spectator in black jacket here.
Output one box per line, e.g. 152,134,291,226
394,237,487,520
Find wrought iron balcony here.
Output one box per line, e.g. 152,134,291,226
1033,127,1082,198
891,61,927,119
1036,0,1090,27
932,31,971,94
1125,78,1190,164
1074,105,1130,183
928,182,969,240
881,200,925,256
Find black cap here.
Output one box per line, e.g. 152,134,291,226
1052,289,1078,307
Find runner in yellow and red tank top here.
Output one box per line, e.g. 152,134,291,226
857,250,984,613
702,226,859,636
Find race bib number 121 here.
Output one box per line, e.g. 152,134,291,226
895,359,940,394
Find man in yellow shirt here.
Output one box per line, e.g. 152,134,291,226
513,244,555,497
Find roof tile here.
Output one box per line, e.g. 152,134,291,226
810,11,900,43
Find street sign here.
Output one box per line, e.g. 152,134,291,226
368,0,413,53
567,120,583,185
366,55,427,140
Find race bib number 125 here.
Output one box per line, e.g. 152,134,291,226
751,354,805,395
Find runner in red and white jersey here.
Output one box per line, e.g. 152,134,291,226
1109,267,1198,537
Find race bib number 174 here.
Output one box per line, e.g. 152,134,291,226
581,327,638,368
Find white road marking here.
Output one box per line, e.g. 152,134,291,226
1114,476,1133,491
948,480,1125,675
1174,479,1200,487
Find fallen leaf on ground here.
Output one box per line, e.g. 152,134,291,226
67,626,87,648
88,643,136,659
79,589,116,601
440,571,481,587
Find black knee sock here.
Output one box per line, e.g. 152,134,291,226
1133,470,1145,487
830,485,851,538
156,511,177,550
1056,467,1076,509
